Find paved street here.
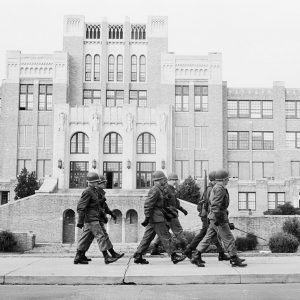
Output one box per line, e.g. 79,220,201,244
0,283,299,300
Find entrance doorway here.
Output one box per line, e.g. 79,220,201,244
69,161,88,188
136,162,156,188
62,209,75,243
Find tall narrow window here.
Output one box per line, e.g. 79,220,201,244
70,132,89,154
19,84,34,110
175,85,189,112
85,55,92,81
94,55,100,81
139,55,146,82
117,55,123,82
131,55,137,81
194,86,208,112
39,84,53,111
103,132,123,154
108,55,114,81
137,133,156,154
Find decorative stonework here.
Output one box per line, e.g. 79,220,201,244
58,112,67,132
126,113,134,131
108,24,123,39
85,23,101,39
159,113,167,132
131,24,146,40
66,17,81,33
91,113,100,132
228,88,272,97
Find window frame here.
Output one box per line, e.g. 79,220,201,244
70,132,89,154
103,132,123,154
137,132,156,154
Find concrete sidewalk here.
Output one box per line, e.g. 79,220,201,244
1,255,300,285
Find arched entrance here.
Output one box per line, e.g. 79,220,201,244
108,209,122,243
62,209,75,243
125,209,138,243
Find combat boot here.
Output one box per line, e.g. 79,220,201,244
218,251,230,261
74,251,89,265
133,253,149,264
150,246,161,255
171,253,186,264
183,247,193,259
103,253,119,264
82,253,92,262
109,248,125,259
230,255,247,267
190,251,205,267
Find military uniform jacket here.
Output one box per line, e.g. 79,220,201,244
144,182,167,223
166,185,185,216
207,182,230,224
77,186,105,224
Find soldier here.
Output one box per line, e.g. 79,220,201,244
151,173,188,255
133,170,186,264
184,171,230,263
191,169,247,267
74,172,124,265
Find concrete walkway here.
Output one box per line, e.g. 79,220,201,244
1,255,300,285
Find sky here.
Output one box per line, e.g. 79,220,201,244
0,0,300,87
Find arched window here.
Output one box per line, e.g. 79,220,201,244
104,132,123,154
117,55,123,82
137,132,155,154
131,55,137,82
70,132,89,154
139,55,146,82
85,55,92,81
108,55,114,81
94,55,100,81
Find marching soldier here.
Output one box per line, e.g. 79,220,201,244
191,169,247,267
74,172,124,265
151,173,188,255
133,171,186,264
184,171,230,263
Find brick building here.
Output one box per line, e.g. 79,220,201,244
1,15,300,216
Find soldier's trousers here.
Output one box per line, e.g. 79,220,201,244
77,221,113,252
188,217,223,251
196,220,237,256
153,217,187,248
135,222,174,255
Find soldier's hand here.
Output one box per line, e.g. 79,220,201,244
76,223,84,229
181,208,188,216
229,222,235,230
141,217,150,227
111,213,117,221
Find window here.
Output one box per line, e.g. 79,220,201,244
228,162,250,180
0,191,9,205
286,101,300,119
252,162,274,179
131,25,146,40
286,132,300,149
106,90,124,107
86,24,100,39
103,162,122,188
252,132,274,150
70,132,89,154
131,55,137,81
17,159,31,175
94,55,100,81
108,25,123,39
104,132,123,154
175,127,188,149
139,55,146,82
38,85,52,111
129,90,147,107
18,125,33,148
83,90,101,106
194,160,209,178
291,161,300,176
136,162,156,188
85,55,92,81
108,55,114,81
137,132,156,154
19,84,33,110
268,193,285,210
117,55,123,81
36,159,52,179
227,100,273,118
37,126,51,148
228,132,249,150
238,192,256,211
195,126,208,149
70,161,89,188
175,160,189,180
175,86,189,112
194,86,208,112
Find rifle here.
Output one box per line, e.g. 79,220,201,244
197,169,208,214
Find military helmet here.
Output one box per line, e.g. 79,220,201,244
98,175,107,185
86,172,101,183
167,173,179,181
152,170,167,181
215,169,229,181
208,171,216,182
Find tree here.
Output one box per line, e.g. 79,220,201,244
176,176,201,204
14,168,39,200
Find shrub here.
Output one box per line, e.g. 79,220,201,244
177,176,201,204
235,233,258,251
0,231,17,252
269,232,299,253
282,217,300,242
14,168,39,200
263,202,298,215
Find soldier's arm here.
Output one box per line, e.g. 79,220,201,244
77,190,90,224
144,188,159,218
210,187,225,214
